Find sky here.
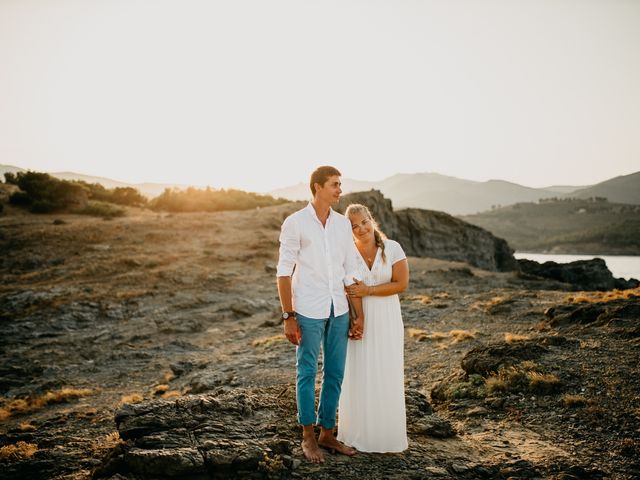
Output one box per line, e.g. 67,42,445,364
1,0,639,192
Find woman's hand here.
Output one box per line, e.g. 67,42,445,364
346,279,370,298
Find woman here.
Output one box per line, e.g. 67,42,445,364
337,203,409,453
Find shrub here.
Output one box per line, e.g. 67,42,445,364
74,181,147,207
149,186,289,213
485,364,561,395
435,374,487,400
76,201,125,219
5,171,88,213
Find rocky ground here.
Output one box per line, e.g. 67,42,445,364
0,203,639,479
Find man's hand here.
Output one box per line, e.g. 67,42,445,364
348,316,364,341
346,279,369,298
283,317,302,345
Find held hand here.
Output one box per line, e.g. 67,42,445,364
346,279,370,298
283,317,301,345
348,316,364,341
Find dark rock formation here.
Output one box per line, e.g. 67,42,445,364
338,190,517,272
544,297,640,336
95,386,454,479
460,341,549,376
518,258,639,291
97,389,293,479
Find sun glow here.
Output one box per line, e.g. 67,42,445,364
1,0,639,192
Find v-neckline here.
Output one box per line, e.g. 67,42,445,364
357,246,379,272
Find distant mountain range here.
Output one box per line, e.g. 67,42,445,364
270,171,640,214
0,165,189,198
2,164,638,215
460,198,640,255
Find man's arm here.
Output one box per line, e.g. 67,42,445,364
277,276,301,345
276,215,301,345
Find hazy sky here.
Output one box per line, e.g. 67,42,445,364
1,0,639,192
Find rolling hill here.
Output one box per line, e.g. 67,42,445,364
460,198,640,255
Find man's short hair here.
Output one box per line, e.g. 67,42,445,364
310,166,341,195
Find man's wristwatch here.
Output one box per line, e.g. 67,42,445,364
281,311,296,321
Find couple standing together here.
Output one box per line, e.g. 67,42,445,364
276,166,410,463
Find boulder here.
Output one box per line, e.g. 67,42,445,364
461,341,549,376
338,190,517,272
517,258,639,291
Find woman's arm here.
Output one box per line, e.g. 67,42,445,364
346,259,409,298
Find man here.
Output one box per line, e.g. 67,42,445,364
276,165,365,463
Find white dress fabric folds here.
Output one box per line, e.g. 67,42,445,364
337,239,408,453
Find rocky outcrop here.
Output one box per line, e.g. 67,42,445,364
543,297,640,335
518,258,639,291
460,342,549,377
94,387,453,479
338,190,517,272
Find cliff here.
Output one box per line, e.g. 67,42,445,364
337,190,517,272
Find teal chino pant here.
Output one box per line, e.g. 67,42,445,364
295,304,350,429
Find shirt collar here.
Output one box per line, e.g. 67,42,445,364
306,201,333,224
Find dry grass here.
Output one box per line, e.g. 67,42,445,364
485,363,561,395
407,292,450,304
580,339,602,349
252,334,286,347
408,328,475,344
565,287,640,304
449,329,476,343
153,384,169,395
0,408,10,422
560,394,589,408
520,360,539,370
0,441,38,461
120,393,144,405
471,296,509,311
104,431,124,448
485,375,508,394
527,371,561,394
504,332,530,343
0,388,93,420
407,294,432,305
18,422,36,432
161,390,182,400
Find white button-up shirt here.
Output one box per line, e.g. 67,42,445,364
277,202,361,319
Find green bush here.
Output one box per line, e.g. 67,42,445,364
149,187,289,213
76,201,125,219
5,171,88,213
73,181,147,207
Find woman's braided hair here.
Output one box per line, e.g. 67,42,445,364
345,203,387,263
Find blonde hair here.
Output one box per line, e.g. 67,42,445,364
345,203,387,263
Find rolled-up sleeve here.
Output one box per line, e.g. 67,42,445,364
277,215,299,277
343,229,361,286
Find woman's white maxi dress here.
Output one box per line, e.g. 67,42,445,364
337,238,408,452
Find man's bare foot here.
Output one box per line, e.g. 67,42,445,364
318,432,357,456
301,436,325,463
